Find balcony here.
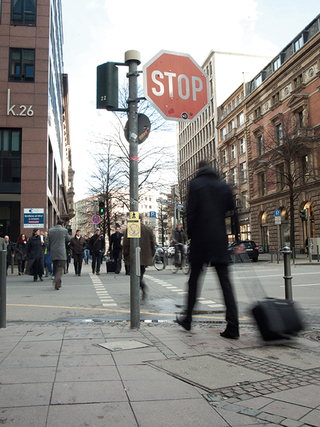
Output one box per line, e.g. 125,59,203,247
225,128,237,141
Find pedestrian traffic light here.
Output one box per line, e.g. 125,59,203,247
99,201,105,215
300,209,307,221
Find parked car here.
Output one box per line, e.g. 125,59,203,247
167,246,175,257
228,240,259,262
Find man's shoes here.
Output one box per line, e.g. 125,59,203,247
55,284,60,290
92,270,95,274
33,278,37,282
39,276,43,281
176,315,191,331
220,329,239,339
96,272,100,275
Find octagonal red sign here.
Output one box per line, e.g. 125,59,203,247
143,50,209,122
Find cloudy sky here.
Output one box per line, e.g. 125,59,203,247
61,0,320,200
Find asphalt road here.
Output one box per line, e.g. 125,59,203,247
4,257,320,329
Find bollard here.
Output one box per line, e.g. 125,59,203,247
277,248,280,264
270,249,274,263
317,245,319,263
281,245,293,301
0,250,6,328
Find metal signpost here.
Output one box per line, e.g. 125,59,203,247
97,50,208,329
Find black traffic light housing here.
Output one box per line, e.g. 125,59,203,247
300,209,307,221
96,62,128,112
99,201,105,215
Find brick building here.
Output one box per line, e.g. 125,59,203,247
216,14,320,252
0,0,74,240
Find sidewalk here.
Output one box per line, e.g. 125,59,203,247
1,319,320,426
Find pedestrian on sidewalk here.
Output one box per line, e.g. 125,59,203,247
84,235,90,265
46,220,71,290
89,228,105,275
70,230,86,276
25,229,45,281
123,219,155,300
4,235,15,275
15,233,27,275
109,225,123,274
176,159,239,339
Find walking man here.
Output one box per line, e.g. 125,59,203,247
177,160,239,339
109,226,123,274
89,228,105,275
46,220,71,290
123,220,155,300
70,230,86,276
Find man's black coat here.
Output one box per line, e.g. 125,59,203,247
187,166,235,265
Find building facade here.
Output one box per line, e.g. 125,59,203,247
0,0,74,241
245,15,320,253
178,51,271,204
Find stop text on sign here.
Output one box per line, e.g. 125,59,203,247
151,71,203,101
143,50,209,122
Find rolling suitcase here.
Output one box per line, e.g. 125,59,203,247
231,251,303,341
107,259,115,273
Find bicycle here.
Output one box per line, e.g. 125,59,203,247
153,246,166,271
171,243,190,275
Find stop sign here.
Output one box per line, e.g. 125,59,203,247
143,50,209,122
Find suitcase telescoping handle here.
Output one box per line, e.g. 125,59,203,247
231,250,267,302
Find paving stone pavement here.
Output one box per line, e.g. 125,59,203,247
1,320,320,426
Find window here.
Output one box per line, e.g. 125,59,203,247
228,120,235,132
255,74,262,88
231,144,235,160
240,162,247,182
9,48,35,82
294,74,303,88
222,149,227,165
11,0,37,26
272,92,279,105
231,168,237,186
294,35,303,52
273,57,281,71
237,112,244,127
0,129,21,190
259,172,266,196
239,137,245,154
275,123,282,145
221,127,226,141
257,135,263,156
242,192,247,209
302,155,309,183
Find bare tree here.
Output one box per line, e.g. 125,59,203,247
250,112,319,249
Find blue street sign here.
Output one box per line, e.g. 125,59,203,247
150,211,156,218
24,208,44,228
274,210,281,216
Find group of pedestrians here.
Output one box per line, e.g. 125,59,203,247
2,160,239,338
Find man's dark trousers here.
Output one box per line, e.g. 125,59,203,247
92,252,102,273
73,253,83,275
186,262,239,334
113,249,122,273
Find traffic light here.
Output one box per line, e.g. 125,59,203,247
300,209,307,221
97,62,118,110
99,201,105,215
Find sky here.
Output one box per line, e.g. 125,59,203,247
61,0,320,201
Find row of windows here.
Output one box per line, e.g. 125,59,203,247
220,112,244,141
221,137,246,164
222,162,247,186
257,156,309,197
